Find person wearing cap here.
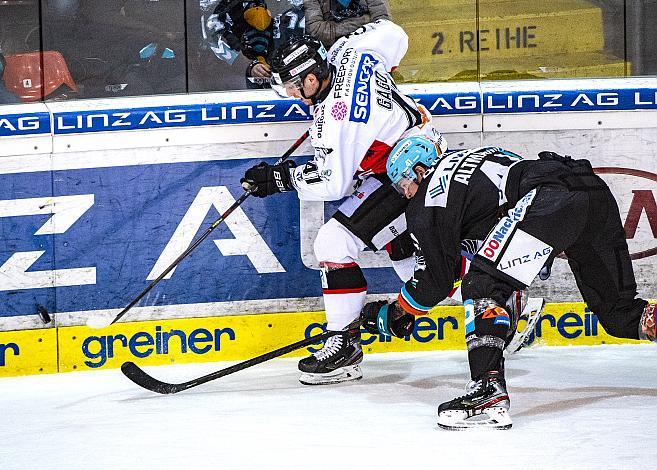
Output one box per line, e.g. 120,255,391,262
304,0,389,49
206,0,305,88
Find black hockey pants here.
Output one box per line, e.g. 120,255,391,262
464,172,647,342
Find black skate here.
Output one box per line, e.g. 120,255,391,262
298,321,363,385
437,370,512,430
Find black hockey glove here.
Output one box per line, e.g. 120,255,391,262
361,300,415,338
240,161,296,198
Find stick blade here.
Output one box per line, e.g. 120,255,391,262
120,362,183,394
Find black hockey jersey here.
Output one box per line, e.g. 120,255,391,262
397,146,524,314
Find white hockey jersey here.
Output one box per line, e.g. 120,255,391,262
290,19,447,201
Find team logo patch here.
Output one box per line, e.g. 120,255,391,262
331,101,348,120
483,305,511,327
482,306,509,319
428,175,449,198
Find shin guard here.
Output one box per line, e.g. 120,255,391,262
465,298,511,380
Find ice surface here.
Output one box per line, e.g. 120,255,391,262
1,344,655,470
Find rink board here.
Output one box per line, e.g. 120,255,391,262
0,301,641,377
1,78,656,378
1,78,657,331
0,328,57,376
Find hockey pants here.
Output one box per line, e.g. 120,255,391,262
314,174,415,331
462,181,647,379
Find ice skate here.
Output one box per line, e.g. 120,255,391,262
506,295,545,354
298,322,363,385
437,371,512,430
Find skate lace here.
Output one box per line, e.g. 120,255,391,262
314,334,344,361
465,379,482,393
457,383,484,401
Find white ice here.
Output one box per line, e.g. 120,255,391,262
1,344,655,470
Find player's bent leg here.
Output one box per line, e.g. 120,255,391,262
437,296,514,430
298,220,367,385
298,259,366,384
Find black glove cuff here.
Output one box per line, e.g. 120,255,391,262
273,160,295,192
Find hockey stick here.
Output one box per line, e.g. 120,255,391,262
86,130,310,329
121,329,336,394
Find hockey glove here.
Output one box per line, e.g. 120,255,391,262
361,300,415,338
241,161,296,198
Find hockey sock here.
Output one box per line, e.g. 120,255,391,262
320,262,367,330
465,298,511,380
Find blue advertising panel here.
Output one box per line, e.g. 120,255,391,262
0,112,50,137
0,170,55,317
483,87,657,113
0,157,403,318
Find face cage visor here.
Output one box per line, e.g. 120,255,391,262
271,72,304,98
391,172,419,195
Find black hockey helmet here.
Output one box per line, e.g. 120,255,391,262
270,35,329,99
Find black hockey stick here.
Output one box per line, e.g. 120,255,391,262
121,329,336,394
86,130,310,329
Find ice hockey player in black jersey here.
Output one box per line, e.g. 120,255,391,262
362,135,657,430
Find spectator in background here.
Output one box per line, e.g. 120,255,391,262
0,52,21,104
304,0,389,48
251,0,305,86
104,0,186,96
206,0,305,88
43,0,186,98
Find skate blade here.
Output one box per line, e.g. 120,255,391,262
299,364,363,385
507,297,545,354
437,407,513,431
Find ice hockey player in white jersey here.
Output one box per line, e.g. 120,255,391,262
240,20,447,385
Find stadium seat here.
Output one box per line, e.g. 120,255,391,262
3,51,78,102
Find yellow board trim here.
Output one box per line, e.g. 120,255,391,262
0,302,643,378
0,328,58,377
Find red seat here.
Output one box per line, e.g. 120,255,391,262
3,51,78,102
